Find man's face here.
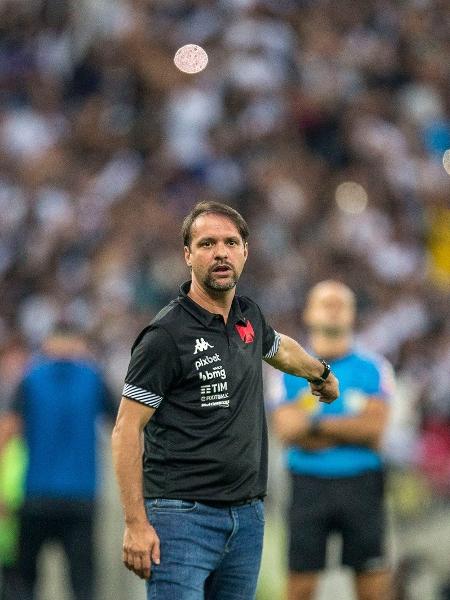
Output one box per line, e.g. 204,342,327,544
304,283,355,336
184,213,248,293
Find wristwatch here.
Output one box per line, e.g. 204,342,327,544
308,359,331,386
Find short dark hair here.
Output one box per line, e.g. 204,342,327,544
182,201,249,248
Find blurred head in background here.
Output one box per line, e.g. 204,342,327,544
41,323,90,360
304,280,356,359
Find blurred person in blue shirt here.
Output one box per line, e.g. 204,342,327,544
271,281,394,600
0,324,116,600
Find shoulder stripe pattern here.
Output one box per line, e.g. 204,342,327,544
264,331,281,359
122,383,163,408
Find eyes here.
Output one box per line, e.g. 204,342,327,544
199,239,240,248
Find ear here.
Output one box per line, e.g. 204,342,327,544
184,245,191,267
243,241,248,262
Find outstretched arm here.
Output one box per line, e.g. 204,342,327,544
264,333,339,404
112,397,160,580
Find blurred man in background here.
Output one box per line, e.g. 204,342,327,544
0,325,116,600
272,281,394,600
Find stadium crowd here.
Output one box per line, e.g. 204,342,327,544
1,0,449,449
0,0,449,596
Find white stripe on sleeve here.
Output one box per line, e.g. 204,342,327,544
264,331,281,359
122,383,163,408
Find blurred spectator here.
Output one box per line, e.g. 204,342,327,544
270,281,394,600
0,325,116,600
0,338,28,600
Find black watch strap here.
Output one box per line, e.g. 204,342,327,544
308,359,331,386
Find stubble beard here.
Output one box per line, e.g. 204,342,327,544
203,267,239,292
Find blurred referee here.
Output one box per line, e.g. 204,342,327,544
272,281,394,600
112,202,339,599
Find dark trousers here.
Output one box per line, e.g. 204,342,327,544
1,565,20,600
14,498,95,600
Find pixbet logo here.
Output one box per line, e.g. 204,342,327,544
199,367,226,381
195,353,220,371
193,338,214,355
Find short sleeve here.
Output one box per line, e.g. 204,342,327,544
364,356,396,402
257,305,281,359
265,370,309,411
283,372,310,402
122,327,181,409
375,358,396,401
264,368,288,411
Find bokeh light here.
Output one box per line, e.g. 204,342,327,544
335,181,368,214
443,149,450,175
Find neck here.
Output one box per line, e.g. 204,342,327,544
309,334,352,360
188,279,235,323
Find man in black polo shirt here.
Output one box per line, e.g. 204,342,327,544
112,201,339,600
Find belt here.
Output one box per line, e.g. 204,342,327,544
200,497,262,509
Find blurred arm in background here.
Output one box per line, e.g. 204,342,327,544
272,396,389,451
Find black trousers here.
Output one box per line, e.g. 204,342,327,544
288,470,386,573
12,498,95,600
0,565,20,600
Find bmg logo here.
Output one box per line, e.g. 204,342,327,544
199,368,226,381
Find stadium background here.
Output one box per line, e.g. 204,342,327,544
0,0,449,598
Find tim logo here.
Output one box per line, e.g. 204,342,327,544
235,320,255,344
193,338,214,354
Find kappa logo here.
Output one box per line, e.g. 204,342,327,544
193,337,214,355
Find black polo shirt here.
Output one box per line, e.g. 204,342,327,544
122,281,281,503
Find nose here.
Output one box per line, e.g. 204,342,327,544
214,241,228,260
